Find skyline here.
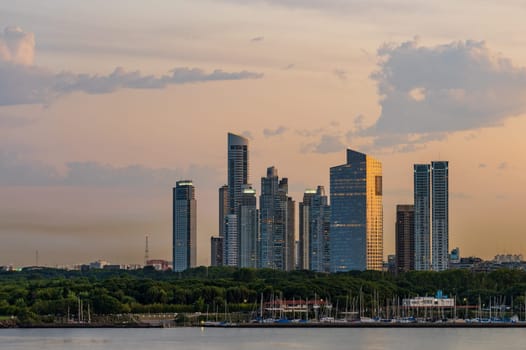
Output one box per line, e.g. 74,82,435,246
0,1,525,266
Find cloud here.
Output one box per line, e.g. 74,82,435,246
303,134,345,154
0,152,221,188
478,163,487,168
220,0,417,15
498,162,508,170
0,26,35,65
333,69,348,81
357,39,526,150
263,126,288,137
250,36,264,43
0,27,264,106
283,63,295,70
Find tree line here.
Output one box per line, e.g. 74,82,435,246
1,266,526,323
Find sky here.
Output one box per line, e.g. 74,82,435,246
0,0,525,267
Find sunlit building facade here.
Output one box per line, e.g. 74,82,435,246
330,149,383,272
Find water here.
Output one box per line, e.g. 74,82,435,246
1,328,525,350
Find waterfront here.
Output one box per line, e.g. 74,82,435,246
1,327,525,350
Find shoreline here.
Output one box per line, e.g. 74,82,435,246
3,322,526,329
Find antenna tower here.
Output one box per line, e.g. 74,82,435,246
144,235,149,266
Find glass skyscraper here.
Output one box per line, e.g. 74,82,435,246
414,161,449,271
226,133,249,267
432,161,449,271
414,164,431,271
173,180,196,272
330,149,383,272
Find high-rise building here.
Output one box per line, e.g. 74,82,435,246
309,186,331,272
173,180,197,272
395,204,415,273
330,149,383,272
298,189,316,270
414,164,431,271
224,214,238,267
228,133,249,216
239,185,258,268
218,185,229,238
210,236,223,267
226,133,249,267
432,161,449,271
300,187,330,272
259,166,293,270
286,195,296,272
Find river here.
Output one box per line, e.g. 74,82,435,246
1,327,524,349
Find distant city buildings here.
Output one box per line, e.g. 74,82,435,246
172,180,197,272
330,149,383,272
395,204,415,273
162,132,455,274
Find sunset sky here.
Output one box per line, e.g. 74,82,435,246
1,0,525,266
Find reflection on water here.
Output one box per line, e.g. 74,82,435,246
0,328,524,350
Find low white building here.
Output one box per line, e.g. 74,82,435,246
403,296,455,308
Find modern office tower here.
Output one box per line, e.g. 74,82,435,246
395,204,415,273
431,161,449,271
239,185,258,268
330,149,383,272
298,189,316,270
259,166,293,270
218,185,229,238
210,236,224,267
414,164,431,271
224,214,238,266
227,133,249,215
226,133,249,266
173,180,197,272
309,186,331,272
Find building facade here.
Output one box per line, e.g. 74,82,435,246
414,164,431,271
330,149,383,272
172,180,197,272
226,133,249,267
298,189,315,270
259,166,294,270
239,185,259,268
218,185,229,238
300,186,330,272
395,204,415,273
431,161,449,271
210,236,224,267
